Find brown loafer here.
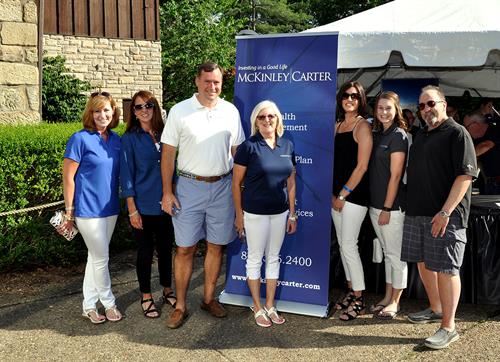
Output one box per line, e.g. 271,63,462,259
200,300,227,318
166,308,189,329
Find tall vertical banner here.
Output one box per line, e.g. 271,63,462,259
219,33,338,317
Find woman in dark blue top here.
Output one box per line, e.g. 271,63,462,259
233,100,297,328
120,90,176,318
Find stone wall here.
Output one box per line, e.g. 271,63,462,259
43,35,163,118
0,0,40,125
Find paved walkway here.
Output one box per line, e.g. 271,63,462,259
0,252,499,361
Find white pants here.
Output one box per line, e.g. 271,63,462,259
369,208,408,289
75,215,118,311
244,211,288,280
331,201,367,291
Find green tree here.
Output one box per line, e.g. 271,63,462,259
160,0,244,109
306,0,391,26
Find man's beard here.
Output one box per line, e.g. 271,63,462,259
424,111,440,127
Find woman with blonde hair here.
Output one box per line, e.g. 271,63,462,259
232,100,297,327
60,92,122,324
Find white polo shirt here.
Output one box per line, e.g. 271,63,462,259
161,94,245,176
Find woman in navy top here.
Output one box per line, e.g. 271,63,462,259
232,100,297,328
331,81,373,321
120,90,176,318
60,92,122,324
368,91,409,319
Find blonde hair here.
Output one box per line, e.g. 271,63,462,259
250,100,284,137
82,92,120,131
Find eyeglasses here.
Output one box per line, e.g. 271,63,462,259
90,91,110,98
341,92,361,101
418,100,444,110
134,102,155,110
256,114,277,121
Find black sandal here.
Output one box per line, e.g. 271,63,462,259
339,295,365,321
141,297,160,318
162,291,177,308
334,289,354,310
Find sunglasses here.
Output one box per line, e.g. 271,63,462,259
91,91,110,98
134,102,155,110
418,100,444,110
341,92,361,101
257,114,277,121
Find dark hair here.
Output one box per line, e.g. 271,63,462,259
336,81,368,121
373,91,408,132
126,90,164,134
197,62,224,77
480,97,493,106
82,92,120,131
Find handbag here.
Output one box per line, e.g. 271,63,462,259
372,237,383,263
50,210,79,241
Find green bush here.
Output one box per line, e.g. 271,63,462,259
42,55,92,123
0,123,133,272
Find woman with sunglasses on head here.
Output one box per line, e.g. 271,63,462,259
120,90,176,318
368,91,409,319
60,92,122,324
232,100,297,328
332,81,373,321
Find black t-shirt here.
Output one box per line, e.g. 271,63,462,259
369,123,408,210
234,133,296,215
406,118,478,227
475,124,500,177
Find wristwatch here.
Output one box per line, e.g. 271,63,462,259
438,210,450,218
338,195,346,201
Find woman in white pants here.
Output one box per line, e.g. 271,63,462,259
332,82,373,321
233,100,297,328
368,91,409,319
60,92,122,324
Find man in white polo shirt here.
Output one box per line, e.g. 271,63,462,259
161,62,245,329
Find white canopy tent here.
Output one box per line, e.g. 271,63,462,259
304,0,500,97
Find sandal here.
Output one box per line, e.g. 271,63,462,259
141,297,160,318
265,306,286,325
162,291,177,309
369,303,387,314
334,289,354,310
251,306,272,328
339,296,365,321
105,306,123,322
82,309,106,324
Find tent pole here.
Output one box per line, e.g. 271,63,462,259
365,68,389,95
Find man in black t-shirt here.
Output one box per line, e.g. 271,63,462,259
401,86,478,350
463,112,500,194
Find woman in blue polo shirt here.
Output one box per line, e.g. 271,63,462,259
120,90,176,318
60,92,122,324
232,100,297,328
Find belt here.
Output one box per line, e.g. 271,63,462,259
178,170,231,183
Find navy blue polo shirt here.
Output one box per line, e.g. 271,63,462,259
64,129,121,217
234,133,296,215
120,127,164,215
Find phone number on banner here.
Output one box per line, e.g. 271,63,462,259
240,251,312,267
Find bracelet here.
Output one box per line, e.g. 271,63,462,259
342,185,353,193
382,206,392,212
129,210,139,218
288,212,298,222
65,206,74,211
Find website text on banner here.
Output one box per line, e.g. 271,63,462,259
222,33,339,315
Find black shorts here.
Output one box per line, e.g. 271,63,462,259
401,215,466,275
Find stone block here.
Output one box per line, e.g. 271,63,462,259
0,111,40,125
81,40,95,48
118,77,134,84
24,1,37,23
26,86,39,111
0,62,38,85
0,45,24,62
25,47,38,63
1,22,37,46
0,87,27,111
0,0,22,21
